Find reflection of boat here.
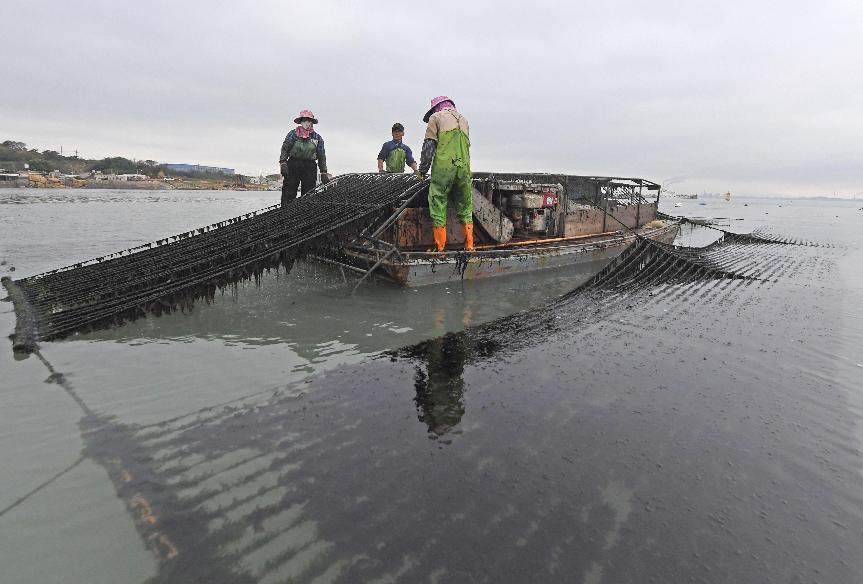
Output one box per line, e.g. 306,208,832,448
334,173,680,287
80,258,611,362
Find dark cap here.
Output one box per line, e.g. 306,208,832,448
391,122,404,132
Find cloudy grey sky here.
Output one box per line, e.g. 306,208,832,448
3,1,862,196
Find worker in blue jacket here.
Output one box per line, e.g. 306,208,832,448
376,123,418,174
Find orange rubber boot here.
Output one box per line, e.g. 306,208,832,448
432,225,447,252
463,223,475,251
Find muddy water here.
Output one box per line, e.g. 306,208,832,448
1,189,862,583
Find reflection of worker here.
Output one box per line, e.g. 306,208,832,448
279,109,331,206
418,96,474,252
377,123,418,174
413,332,469,438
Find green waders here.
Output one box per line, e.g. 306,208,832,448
428,128,472,228
385,147,407,173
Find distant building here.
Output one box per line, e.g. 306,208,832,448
165,163,235,175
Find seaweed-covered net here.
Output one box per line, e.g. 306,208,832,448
2,173,426,349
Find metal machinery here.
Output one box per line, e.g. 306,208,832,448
483,180,564,237
470,173,663,242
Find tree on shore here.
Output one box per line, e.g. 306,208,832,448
2,140,27,151
27,160,53,173
91,156,151,175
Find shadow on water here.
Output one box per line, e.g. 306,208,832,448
23,228,863,583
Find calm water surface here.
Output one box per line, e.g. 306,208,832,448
1,189,862,583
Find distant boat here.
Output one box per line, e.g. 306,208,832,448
674,202,683,208
724,191,732,202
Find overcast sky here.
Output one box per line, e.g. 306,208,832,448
3,1,862,196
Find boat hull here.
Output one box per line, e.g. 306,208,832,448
342,223,679,288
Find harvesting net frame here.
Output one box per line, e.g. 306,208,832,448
2,173,427,350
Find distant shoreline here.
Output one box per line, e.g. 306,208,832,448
0,177,275,191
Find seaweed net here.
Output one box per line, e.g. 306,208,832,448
658,210,824,246
2,173,426,349
575,221,826,292
448,228,812,361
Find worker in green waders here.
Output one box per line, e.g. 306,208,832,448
418,96,474,252
279,109,331,206
377,123,418,174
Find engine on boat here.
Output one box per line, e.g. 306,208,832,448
491,180,563,236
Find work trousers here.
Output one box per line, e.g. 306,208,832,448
428,165,473,227
281,159,318,206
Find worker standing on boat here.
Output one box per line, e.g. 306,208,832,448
279,109,330,206
418,96,474,252
377,123,418,174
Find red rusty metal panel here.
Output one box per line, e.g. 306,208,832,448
392,208,466,248
563,203,657,237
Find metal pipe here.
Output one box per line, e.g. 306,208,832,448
305,254,368,276
474,230,624,250
352,247,398,292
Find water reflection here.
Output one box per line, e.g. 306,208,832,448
391,303,518,439
411,308,472,438
76,260,592,364
411,333,469,438
399,289,608,440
